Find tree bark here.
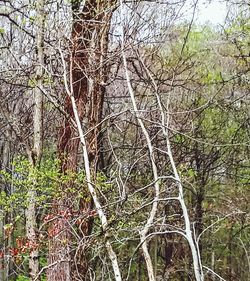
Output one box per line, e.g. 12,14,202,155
0,134,11,281
47,1,116,280
26,0,45,279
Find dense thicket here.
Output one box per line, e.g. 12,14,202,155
0,1,249,281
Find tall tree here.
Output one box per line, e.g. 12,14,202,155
47,1,117,280
25,0,45,279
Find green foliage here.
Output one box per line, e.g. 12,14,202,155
0,155,63,211
0,3,249,280
96,172,112,192
27,78,37,88
16,276,29,281
183,26,217,55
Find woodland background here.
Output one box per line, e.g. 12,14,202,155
0,0,249,280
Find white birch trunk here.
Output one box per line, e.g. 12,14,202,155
119,2,160,280
139,58,204,281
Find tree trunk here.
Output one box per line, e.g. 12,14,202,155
0,135,11,281
26,0,45,279
47,1,116,280
195,189,204,252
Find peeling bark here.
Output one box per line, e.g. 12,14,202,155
48,1,116,280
